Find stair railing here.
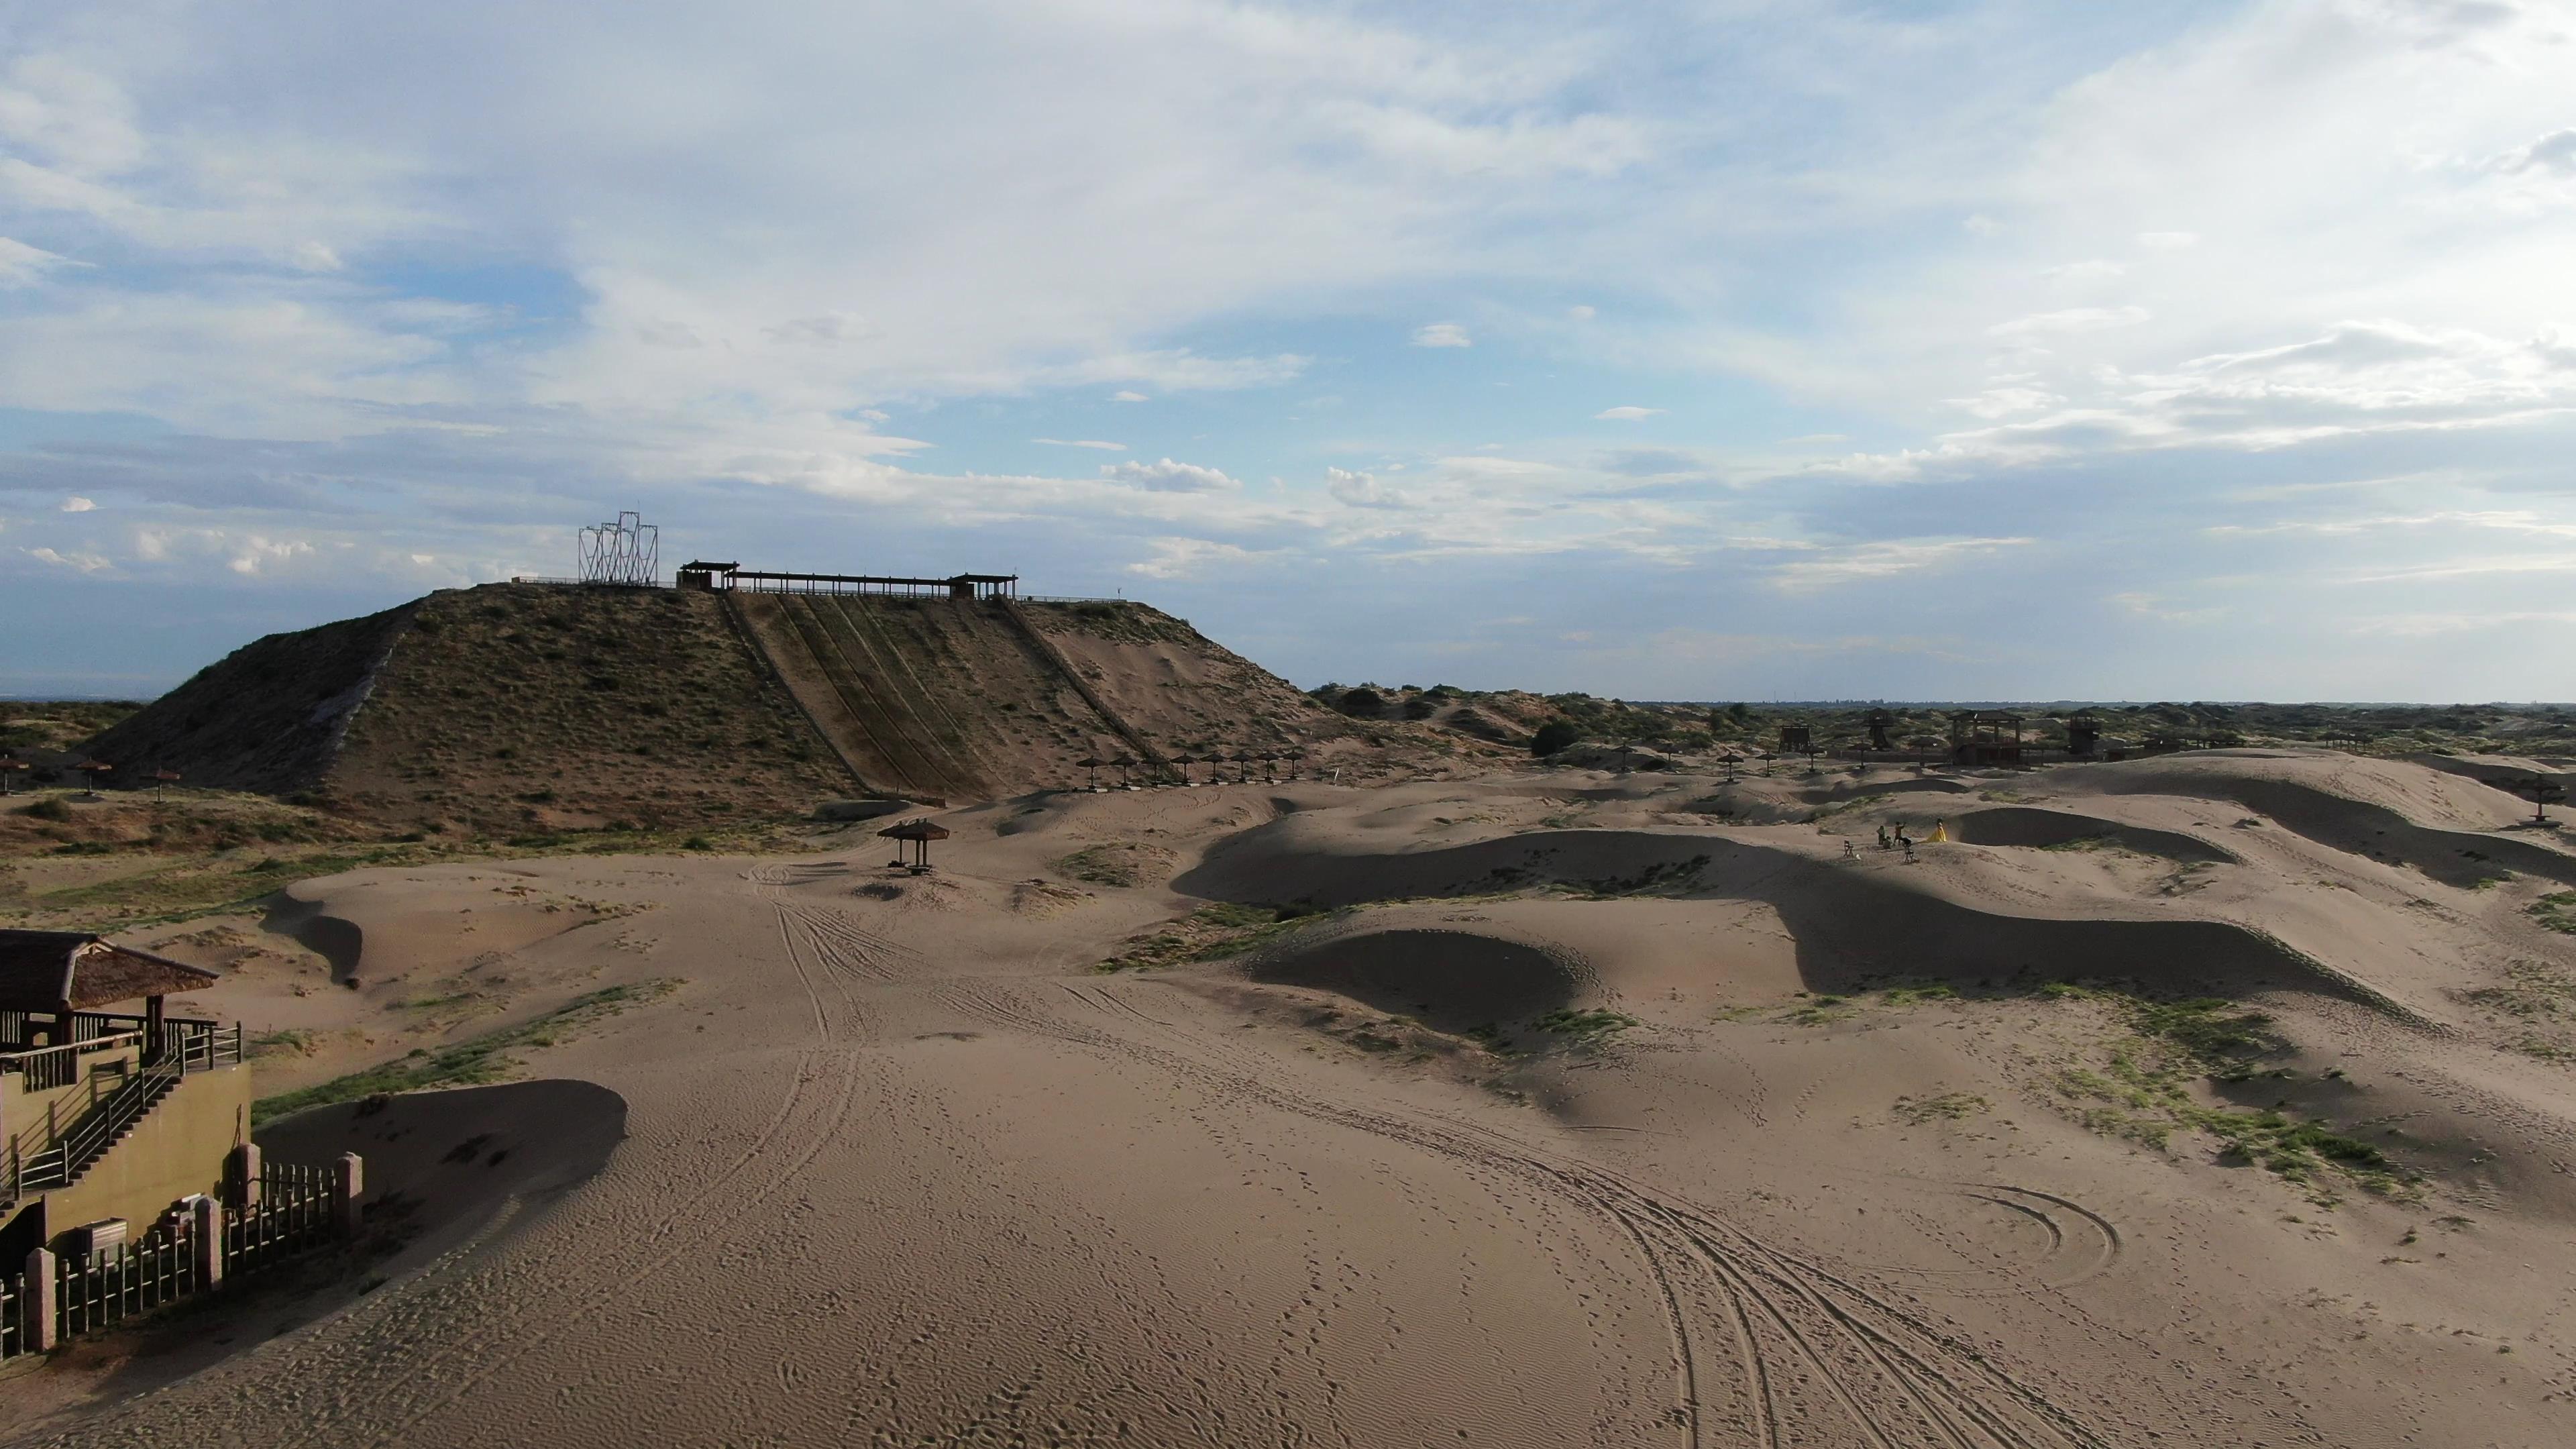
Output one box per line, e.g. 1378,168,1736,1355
3,1021,241,1206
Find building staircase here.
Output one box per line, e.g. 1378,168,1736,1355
3,1022,239,1216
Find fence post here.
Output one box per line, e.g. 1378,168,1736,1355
333,1153,365,1238
25,1248,54,1353
227,1142,262,1210
193,1197,224,1289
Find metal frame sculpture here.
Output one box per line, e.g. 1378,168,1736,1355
578,511,661,586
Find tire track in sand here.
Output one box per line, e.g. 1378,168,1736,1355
947,975,2112,1449
214,866,882,1449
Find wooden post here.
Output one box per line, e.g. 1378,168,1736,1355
25,1248,55,1352
333,1153,365,1238
228,1142,263,1210
193,1197,224,1288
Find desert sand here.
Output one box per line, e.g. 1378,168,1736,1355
11,748,2576,1447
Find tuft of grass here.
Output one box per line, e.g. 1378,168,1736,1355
1881,982,1957,1006
2526,891,2576,935
1894,1091,1988,1124
1095,902,1326,971
1530,1008,1639,1042
1782,994,1854,1026
2047,988,2418,1203
252,978,680,1125
248,1028,319,1059
1053,841,1178,890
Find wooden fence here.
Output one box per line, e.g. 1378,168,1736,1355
56,1228,198,1339
4,1152,358,1362
0,1265,21,1360
225,1161,337,1275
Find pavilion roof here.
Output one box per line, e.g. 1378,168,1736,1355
0,931,221,1012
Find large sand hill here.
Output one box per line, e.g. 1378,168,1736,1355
12,749,2576,1447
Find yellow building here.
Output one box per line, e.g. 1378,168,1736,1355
1,932,248,1263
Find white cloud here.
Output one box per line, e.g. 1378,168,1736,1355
2108,591,2223,625
1592,406,1662,421
1326,466,1409,509
2498,128,2576,176
288,239,343,272
1948,386,2060,419
1772,537,2033,592
2042,260,2125,283
58,495,95,512
1034,437,1126,451
764,311,875,345
1412,322,1472,348
1110,390,1149,402
1099,458,1240,492
1986,306,2151,339
2135,231,2200,250
23,545,111,573
0,235,79,286
1566,304,1596,320
227,536,315,575
1124,537,1261,579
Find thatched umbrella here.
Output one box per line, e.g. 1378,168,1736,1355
877,817,953,871
150,767,182,793
1166,752,1197,786
1111,754,1138,787
0,758,25,797
1075,755,1106,790
77,759,113,797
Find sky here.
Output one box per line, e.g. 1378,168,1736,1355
3,0,2575,702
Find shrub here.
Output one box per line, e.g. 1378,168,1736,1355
1337,687,1385,716
18,796,72,822
1530,720,1582,757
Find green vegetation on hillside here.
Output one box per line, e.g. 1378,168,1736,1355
252,979,681,1125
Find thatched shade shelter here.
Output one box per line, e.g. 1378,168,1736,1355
0,930,220,1060
0,758,25,796
1075,755,1106,790
877,818,952,871
76,759,112,796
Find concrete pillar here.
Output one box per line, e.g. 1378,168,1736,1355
227,1142,262,1210
333,1153,365,1238
24,1248,55,1353
192,1196,223,1289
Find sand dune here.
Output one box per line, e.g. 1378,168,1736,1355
15,749,2576,1447
1943,805,2237,863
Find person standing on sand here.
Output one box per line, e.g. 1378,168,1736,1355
1876,824,1890,850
